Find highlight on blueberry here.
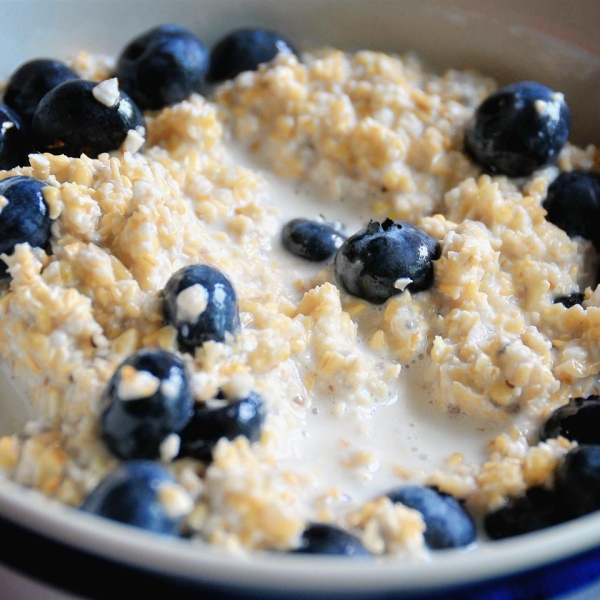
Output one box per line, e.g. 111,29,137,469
465,81,570,177
115,24,209,110
207,28,296,83
31,78,145,158
0,175,52,275
101,348,193,460
0,105,30,170
388,486,476,549
4,58,78,128
281,218,346,262
163,264,239,354
540,396,600,445
179,387,265,461
334,219,440,304
81,460,192,535
292,523,371,557
543,171,600,250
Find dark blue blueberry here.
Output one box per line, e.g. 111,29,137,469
543,171,600,250
281,218,346,262
0,106,30,170
207,28,296,83
555,445,600,518
101,348,193,460
179,390,265,460
31,79,145,158
0,176,52,276
388,486,476,549
292,523,371,557
553,292,585,308
81,461,185,535
4,59,78,128
163,264,239,354
540,396,600,444
484,486,567,540
465,81,571,177
115,24,209,111
334,219,440,304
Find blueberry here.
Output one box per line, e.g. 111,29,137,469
31,79,145,158
115,24,209,111
388,486,476,549
0,176,52,275
0,106,30,170
555,445,600,518
540,396,600,444
281,218,346,262
4,59,78,128
179,390,265,460
334,219,440,304
292,523,371,557
465,81,571,177
163,264,239,354
207,28,296,83
484,487,567,540
81,461,186,535
553,292,585,308
542,171,600,250
101,348,193,460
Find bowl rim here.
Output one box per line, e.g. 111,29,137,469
1,0,600,596
2,476,600,594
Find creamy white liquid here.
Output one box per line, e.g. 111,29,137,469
230,143,503,515
0,142,503,522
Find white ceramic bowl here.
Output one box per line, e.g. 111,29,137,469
1,1,600,598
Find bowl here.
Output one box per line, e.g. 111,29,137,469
1,1,600,598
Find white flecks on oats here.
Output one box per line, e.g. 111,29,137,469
176,283,209,324
349,497,427,558
157,481,195,519
394,277,413,291
160,370,183,399
92,77,120,107
117,367,161,401
221,373,254,400
122,128,146,154
159,433,181,463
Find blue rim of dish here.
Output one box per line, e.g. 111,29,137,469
2,513,600,600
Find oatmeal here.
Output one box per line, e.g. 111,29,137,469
0,24,599,557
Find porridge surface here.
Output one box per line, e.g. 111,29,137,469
0,46,598,557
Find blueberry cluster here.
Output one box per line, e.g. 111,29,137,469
88,259,267,533
485,395,600,539
0,25,295,165
465,83,600,257
0,25,296,276
289,485,475,557
281,216,441,304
